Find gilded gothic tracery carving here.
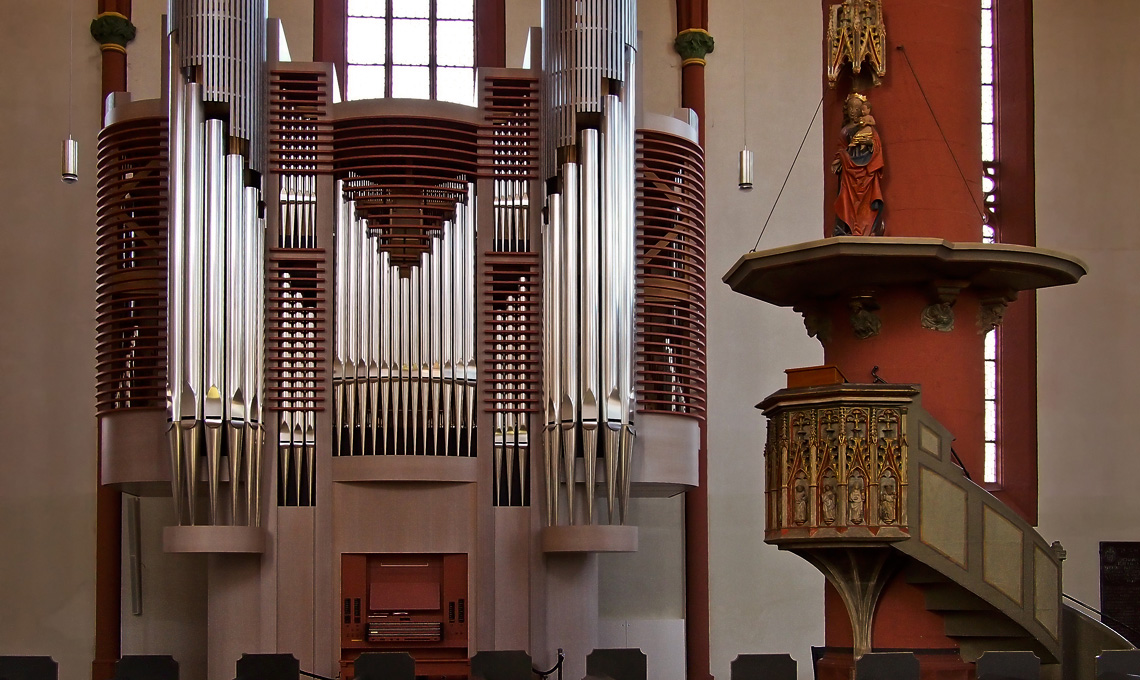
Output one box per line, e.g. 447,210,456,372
764,402,909,536
827,0,887,89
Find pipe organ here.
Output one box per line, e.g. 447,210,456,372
95,0,705,676
542,0,639,527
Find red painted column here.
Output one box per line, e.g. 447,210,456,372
822,0,982,242
817,3,984,678
675,0,711,678
93,2,131,678
820,0,986,484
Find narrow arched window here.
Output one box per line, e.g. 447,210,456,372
980,0,1038,521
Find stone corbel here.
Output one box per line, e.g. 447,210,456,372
977,290,1018,334
849,292,881,340
795,303,832,344
920,280,968,333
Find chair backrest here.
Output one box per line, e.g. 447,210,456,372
976,651,1040,680
470,650,533,680
586,648,646,680
731,654,797,680
0,656,58,680
353,652,416,680
854,652,919,680
235,653,299,680
1098,650,1140,680
114,655,180,680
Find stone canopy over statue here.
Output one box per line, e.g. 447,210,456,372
832,92,885,236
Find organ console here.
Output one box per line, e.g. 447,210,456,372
340,554,469,679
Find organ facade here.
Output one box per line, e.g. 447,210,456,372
95,1,705,678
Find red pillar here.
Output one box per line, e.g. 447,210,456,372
817,3,984,678
675,0,711,678
92,2,131,678
820,0,986,491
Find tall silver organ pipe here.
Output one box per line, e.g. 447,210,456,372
542,0,638,526
334,187,478,458
166,1,268,526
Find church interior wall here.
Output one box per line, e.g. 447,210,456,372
1034,0,1140,625
0,4,101,680
704,1,827,678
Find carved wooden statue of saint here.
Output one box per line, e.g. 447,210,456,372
832,92,885,236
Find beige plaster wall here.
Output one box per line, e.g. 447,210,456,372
704,0,826,677
0,4,102,680
1034,0,1140,621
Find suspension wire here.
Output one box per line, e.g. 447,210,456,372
68,0,74,134
741,0,748,150
896,45,987,223
750,96,824,252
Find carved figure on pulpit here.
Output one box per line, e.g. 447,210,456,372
821,470,838,525
793,473,809,525
832,93,885,237
879,470,897,524
849,472,866,525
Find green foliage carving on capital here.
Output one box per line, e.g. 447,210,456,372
90,14,137,48
674,29,715,62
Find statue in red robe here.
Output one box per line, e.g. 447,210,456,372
832,92,884,236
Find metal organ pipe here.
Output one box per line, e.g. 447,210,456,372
165,0,267,526
542,0,638,525
333,188,478,458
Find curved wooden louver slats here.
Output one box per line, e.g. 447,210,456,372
635,129,707,417
483,252,543,414
480,74,541,180
265,249,328,412
269,65,334,175
96,115,168,415
334,117,479,268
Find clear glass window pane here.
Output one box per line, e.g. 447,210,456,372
985,361,997,400
985,442,997,484
348,0,386,17
981,10,993,48
347,18,387,64
437,66,475,106
982,124,995,162
392,65,430,98
393,0,430,18
984,400,997,440
981,47,993,84
437,21,475,66
984,329,997,360
392,19,430,65
982,175,995,194
981,85,994,124
437,0,474,20
347,64,387,100
982,222,996,243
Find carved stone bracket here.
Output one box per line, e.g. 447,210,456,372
801,548,905,659
920,303,954,332
795,304,832,344
920,280,967,333
977,290,1018,335
849,294,881,340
